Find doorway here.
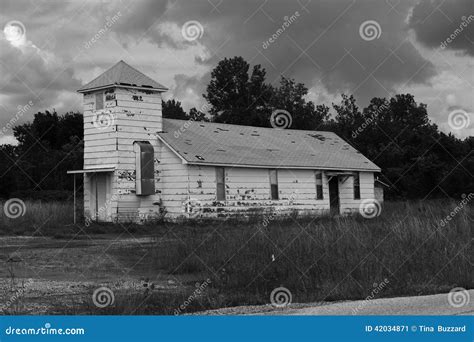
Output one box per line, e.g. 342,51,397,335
328,176,340,215
91,173,109,221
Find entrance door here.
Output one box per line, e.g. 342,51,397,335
328,176,340,215
91,173,108,221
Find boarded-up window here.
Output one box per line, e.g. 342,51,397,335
315,171,323,199
95,92,104,110
354,172,361,199
134,142,155,195
269,169,279,200
216,167,225,201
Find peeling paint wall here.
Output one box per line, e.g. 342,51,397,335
158,155,377,220
159,141,189,217
83,87,163,223
339,172,375,214
183,166,331,218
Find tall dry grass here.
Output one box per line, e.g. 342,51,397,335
0,200,75,236
147,199,472,307
0,198,471,313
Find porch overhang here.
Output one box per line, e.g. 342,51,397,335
67,167,115,174
326,171,356,183
66,166,115,224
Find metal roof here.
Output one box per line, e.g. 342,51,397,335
158,119,381,172
77,60,168,93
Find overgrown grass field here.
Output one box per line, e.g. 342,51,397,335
0,199,472,314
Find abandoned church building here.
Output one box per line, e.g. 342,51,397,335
67,61,382,222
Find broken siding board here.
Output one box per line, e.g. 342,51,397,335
114,87,163,97
114,108,163,116
114,93,162,104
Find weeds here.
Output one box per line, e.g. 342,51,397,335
0,199,472,314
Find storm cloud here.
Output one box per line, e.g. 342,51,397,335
0,0,472,140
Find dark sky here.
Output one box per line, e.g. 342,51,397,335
0,0,472,144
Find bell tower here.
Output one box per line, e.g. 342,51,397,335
77,60,167,222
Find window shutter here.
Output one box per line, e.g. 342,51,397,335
216,167,225,201
134,142,155,195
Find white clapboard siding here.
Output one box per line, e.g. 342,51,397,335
114,93,162,104
159,142,188,217
165,165,332,219
82,85,163,222
339,172,375,213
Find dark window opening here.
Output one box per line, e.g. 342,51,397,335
134,141,155,196
95,92,104,110
269,169,279,200
216,167,225,201
354,172,361,199
315,171,323,200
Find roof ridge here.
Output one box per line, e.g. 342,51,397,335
162,118,335,135
77,60,167,92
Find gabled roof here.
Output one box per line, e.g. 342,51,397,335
77,60,168,93
158,119,381,172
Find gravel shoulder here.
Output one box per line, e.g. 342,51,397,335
200,291,474,315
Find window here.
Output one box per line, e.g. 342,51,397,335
353,172,361,199
95,92,104,110
269,169,279,200
216,167,225,201
315,171,323,199
133,142,155,196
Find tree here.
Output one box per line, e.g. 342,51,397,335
204,56,272,126
162,99,188,120
188,107,209,122
5,110,83,196
269,77,330,130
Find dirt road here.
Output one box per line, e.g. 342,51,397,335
202,290,474,315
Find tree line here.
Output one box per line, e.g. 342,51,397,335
0,56,472,200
